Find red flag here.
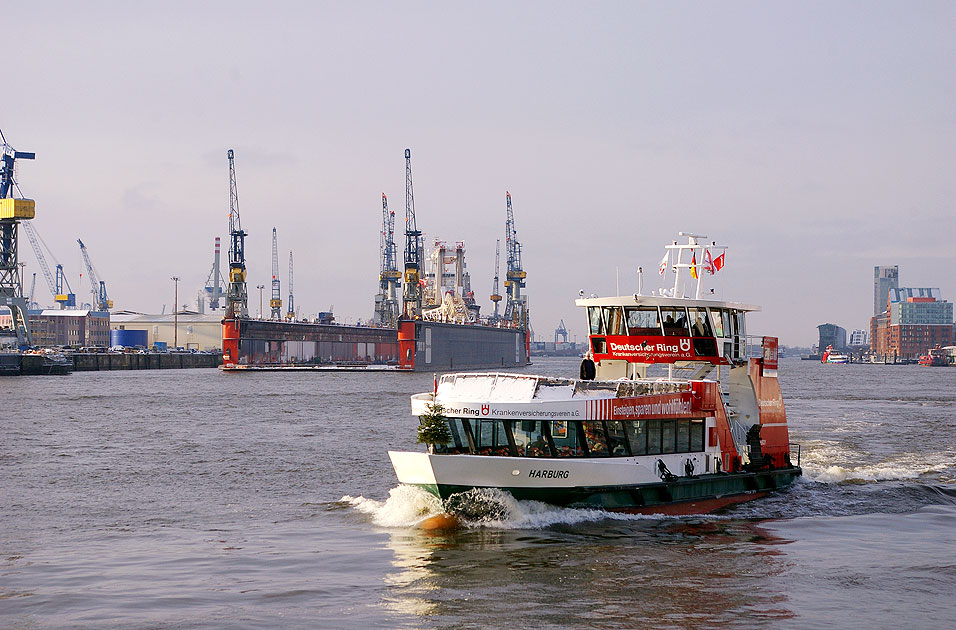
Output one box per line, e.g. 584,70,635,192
713,253,725,272
690,252,698,279
704,249,714,275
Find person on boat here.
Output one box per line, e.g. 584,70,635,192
530,434,548,456
580,352,596,380
693,316,707,337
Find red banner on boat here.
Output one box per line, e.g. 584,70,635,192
611,392,696,419
600,335,696,362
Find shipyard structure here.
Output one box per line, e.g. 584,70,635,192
221,149,530,371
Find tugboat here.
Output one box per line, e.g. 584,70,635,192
389,233,802,515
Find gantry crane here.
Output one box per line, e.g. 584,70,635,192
0,130,36,345
22,220,74,308
286,250,295,322
489,239,502,323
555,319,568,344
270,227,282,319
503,191,527,327
225,149,248,319
375,192,401,327
77,238,113,311
402,149,424,319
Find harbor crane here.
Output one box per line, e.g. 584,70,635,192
225,149,248,319
203,236,226,310
286,250,295,321
503,191,527,327
28,272,36,309
22,220,74,308
555,319,568,344
375,192,401,327
270,227,282,319
77,238,113,311
0,130,35,345
489,239,502,323
402,149,424,319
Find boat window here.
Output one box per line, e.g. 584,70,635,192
624,420,647,455
660,307,689,337
471,419,511,456
709,308,725,337
591,337,606,354
690,419,704,451
588,307,605,335
603,307,625,335
676,419,690,452
605,421,629,456
549,420,583,457
513,421,551,457
582,421,609,457
646,419,662,455
625,307,662,336
430,418,471,454
662,420,677,454
734,311,746,355
689,308,712,337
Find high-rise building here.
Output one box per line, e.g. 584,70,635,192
817,323,847,352
874,266,899,315
870,287,954,359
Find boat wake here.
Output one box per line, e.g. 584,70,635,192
342,485,686,530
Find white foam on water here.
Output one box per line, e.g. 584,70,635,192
344,485,694,531
803,458,951,483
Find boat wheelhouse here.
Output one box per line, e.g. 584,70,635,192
389,233,802,514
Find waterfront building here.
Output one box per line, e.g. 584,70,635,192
874,266,899,316
817,323,847,351
848,329,869,347
28,309,111,347
870,287,954,360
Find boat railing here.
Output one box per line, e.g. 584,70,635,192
790,442,801,467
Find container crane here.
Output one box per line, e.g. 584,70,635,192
489,239,502,323
286,250,295,321
555,319,568,344
503,191,527,327
0,130,35,345
402,149,424,319
225,149,248,319
270,227,282,320
375,192,401,327
77,238,113,311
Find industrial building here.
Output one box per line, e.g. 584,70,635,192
13,309,111,347
110,311,223,351
870,287,954,360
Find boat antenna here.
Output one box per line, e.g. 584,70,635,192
637,266,643,295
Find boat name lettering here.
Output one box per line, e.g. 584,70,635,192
528,469,569,479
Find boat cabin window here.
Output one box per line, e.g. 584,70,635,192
448,418,707,458
470,419,512,456
709,308,725,337
689,308,712,337
430,418,472,454
603,307,625,335
660,307,689,336
689,306,718,356
547,420,583,457
588,307,605,335
625,306,662,336
513,421,552,457
582,421,609,456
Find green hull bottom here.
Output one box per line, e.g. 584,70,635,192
417,467,802,515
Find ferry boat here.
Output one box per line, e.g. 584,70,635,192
389,233,802,515
821,345,849,364
918,345,947,367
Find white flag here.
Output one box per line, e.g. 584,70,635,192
658,253,668,275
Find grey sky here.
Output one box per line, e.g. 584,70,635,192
7,1,954,346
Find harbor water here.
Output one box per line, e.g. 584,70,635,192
2,358,954,628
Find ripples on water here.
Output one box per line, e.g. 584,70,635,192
1,358,954,628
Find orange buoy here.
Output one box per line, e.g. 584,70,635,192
419,512,461,531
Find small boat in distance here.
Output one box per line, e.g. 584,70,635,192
918,345,947,367
821,345,849,363
389,233,802,515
